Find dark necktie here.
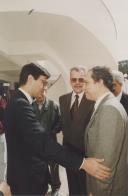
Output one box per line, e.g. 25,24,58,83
70,94,79,119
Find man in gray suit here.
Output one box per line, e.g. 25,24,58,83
84,66,128,196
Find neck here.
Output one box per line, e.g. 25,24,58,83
96,88,110,101
37,100,44,105
20,85,31,96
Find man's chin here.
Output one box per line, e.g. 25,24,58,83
85,94,92,100
74,89,83,94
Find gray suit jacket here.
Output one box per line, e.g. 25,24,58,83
85,93,128,196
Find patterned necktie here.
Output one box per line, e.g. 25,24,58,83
70,94,79,119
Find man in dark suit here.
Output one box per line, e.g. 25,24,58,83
59,66,94,195
5,63,111,195
112,70,128,114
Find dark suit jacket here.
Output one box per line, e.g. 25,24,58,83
59,92,94,154
5,90,83,195
33,98,61,135
120,92,128,115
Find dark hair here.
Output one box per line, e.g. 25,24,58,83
90,66,113,91
19,63,51,86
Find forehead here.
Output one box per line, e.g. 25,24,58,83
70,70,85,77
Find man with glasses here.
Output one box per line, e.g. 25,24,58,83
59,66,94,195
33,86,61,196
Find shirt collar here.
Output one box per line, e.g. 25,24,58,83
94,92,111,111
72,91,84,99
71,91,84,107
19,88,33,104
36,98,48,110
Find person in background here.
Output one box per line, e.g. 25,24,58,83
5,63,111,195
112,70,128,114
0,93,7,182
33,86,61,196
59,66,94,195
123,73,128,94
0,181,11,196
0,94,7,134
84,66,128,196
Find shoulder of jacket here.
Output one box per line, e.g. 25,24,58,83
15,97,28,104
59,92,72,100
46,99,59,109
122,92,128,98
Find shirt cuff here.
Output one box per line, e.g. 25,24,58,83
79,158,86,169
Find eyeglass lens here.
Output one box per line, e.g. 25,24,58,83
71,78,85,83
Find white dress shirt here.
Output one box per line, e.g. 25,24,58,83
70,91,84,108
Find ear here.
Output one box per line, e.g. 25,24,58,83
97,79,104,88
28,74,34,83
99,79,104,85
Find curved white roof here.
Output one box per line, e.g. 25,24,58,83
0,0,126,94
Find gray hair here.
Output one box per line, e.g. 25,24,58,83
111,70,124,85
70,66,87,75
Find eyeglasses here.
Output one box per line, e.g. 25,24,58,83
70,78,85,83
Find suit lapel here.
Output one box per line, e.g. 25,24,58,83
85,93,114,144
67,93,72,121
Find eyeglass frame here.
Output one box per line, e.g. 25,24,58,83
70,78,85,83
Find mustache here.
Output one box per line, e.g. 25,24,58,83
74,85,83,87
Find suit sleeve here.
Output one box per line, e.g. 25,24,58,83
90,105,126,195
15,99,83,170
51,102,62,134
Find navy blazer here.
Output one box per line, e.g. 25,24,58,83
120,92,128,115
5,90,83,195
